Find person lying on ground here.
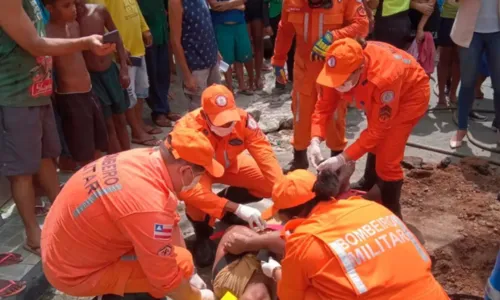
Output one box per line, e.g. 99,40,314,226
212,163,363,300
45,0,109,167
259,169,449,300
41,128,221,300
211,225,282,300
76,0,132,154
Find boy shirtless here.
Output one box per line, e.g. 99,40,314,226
45,0,108,165
75,0,130,154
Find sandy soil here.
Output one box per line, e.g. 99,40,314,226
402,157,500,297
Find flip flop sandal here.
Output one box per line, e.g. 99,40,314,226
23,244,41,257
146,127,163,135
0,280,27,298
153,117,173,128
166,112,182,122
35,199,50,217
131,138,162,147
0,253,23,267
238,89,254,96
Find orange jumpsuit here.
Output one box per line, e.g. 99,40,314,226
176,109,283,222
41,149,193,298
312,41,430,181
272,0,369,151
278,198,449,300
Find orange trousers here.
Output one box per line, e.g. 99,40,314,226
185,154,273,222
291,85,348,151
44,247,193,298
374,89,429,181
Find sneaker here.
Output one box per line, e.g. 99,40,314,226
469,111,488,121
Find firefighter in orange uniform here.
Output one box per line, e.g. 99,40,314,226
310,38,430,219
260,169,449,300
41,128,222,299
175,84,283,267
272,0,369,172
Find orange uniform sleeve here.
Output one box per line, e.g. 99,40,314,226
331,0,369,40
271,0,296,67
278,233,333,300
179,174,228,219
344,78,403,161
244,114,284,193
311,86,341,139
117,212,194,298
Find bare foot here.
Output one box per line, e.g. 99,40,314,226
449,94,458,106
437,95,448,107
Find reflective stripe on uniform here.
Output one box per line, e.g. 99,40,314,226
392,216,429,263
304,13,309,43
329,241,368,294
223,150,230,168
73,184,123,218
295,92,301,123
318,13,324,37
120,254,137,261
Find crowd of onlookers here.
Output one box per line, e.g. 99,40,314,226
0,0,499,297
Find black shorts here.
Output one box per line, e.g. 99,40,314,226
245,0,263,22
437,17,455,47
55,90,108,162
373,12,411,49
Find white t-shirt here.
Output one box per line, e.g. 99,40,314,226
475,0,500,33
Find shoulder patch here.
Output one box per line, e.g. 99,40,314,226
158,244,173,256
381,91,395,104
378,105,392,122
153,223,173,240
246,116,259,130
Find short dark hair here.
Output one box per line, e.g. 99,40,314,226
42,0,56,5
278,168,340,219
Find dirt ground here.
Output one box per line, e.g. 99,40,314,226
401,156,500,297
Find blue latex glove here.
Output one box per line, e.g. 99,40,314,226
311,31,334,62
274,65,287,85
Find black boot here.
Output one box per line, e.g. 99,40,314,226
350,153,377,192
283,149,308,174
187,216,215,268
330,150,343,157
379,179,403,219
91,296,122,300
218,187,262,226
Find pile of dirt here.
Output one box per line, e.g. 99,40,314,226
401,156,500,296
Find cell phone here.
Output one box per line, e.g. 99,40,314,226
102,30,119,44
130,56,142,67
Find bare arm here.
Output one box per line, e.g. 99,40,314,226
102,6,128,68
417,0,435,31
169,0,191,80
0,0,93,57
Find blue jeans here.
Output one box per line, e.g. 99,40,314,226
458,32,500,130
145,43,171,117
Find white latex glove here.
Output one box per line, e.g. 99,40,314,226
200,289,216,300
235,204,266,231
189,273,207,289
317,154,347,173
308,137,324,168
260,257,281,278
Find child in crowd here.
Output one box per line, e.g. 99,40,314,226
209,0,254,94
44,0,108,166
436,0,459,106
76,0,131,154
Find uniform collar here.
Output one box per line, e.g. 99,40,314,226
149,149,175,192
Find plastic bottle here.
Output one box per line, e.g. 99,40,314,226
485,250,500,300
